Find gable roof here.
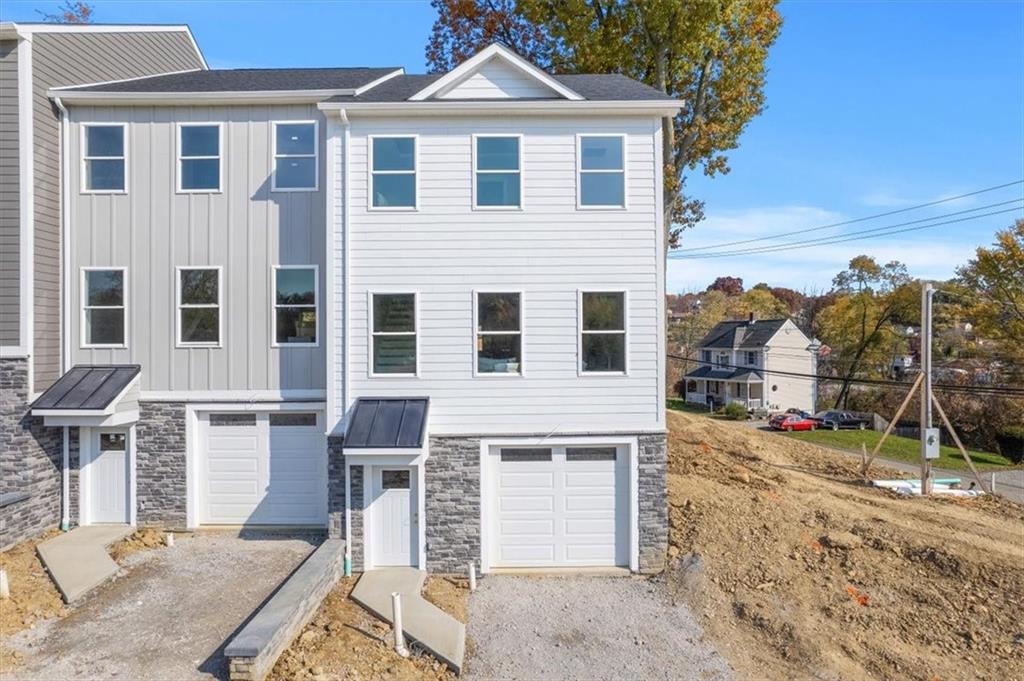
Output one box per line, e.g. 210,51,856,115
57,67,402,94
408,43,582,101
699,319,790,349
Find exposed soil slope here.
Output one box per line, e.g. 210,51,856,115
0,532,65,672
663,410,1024,681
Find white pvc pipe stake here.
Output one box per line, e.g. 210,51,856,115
165,532,174,547
469,562,477,592
392,592,409,658
991,472,996,494
0,569,9,599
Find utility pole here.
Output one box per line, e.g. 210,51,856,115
920,282,936,494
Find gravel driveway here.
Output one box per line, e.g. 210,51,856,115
465,575,733,680
5,531,318,681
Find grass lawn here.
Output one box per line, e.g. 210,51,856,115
782,428,1018,471
665,398,734,420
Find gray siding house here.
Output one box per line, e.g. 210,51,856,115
1,33,677,576
0,22,206,546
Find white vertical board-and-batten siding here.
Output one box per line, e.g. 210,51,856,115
332,116,666,436
67,105,327,393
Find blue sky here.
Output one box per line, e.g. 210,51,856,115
5,0,1023,293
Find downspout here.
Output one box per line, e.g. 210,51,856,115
339,108,353,577
54,96,71,532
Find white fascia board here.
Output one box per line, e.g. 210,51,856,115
140,389,328,402
408,43,582,101
319,100,682,117
49,89,355,105
42,410,139,427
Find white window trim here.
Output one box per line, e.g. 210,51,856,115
368,290,420,378
175,266,223,348
473,289,525,377
271,120,319,192
471,133,523,211
176,122,223,193
271,265,320,348
81,123,128,195
367,134,418,211
577,289,629,376
575,133,627,210
80,266,128,349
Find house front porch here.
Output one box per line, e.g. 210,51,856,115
683,368,765,411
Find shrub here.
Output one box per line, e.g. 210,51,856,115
996,426,1024,464
722,402,748,420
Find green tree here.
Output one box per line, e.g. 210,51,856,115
820,256,917,408
956,220,1024,373
426,0,782,245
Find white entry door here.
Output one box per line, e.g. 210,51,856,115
491,445,628,568
371,467,417,567
89,431,129,524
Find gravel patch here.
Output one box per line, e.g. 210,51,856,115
5,531,318,681
465,575,733,680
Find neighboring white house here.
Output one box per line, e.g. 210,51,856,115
684,316,819,413
3,37,680,576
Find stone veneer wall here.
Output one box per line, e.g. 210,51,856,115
135,401,187,526
425,436,481,573
637,432,669,573
0,357,63,548
326,438,364,568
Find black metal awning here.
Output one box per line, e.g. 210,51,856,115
32,365,141,410
345,398,429,449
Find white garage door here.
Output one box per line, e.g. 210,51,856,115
491,445,628,568
200,411,327,526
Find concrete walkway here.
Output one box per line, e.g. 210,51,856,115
351,568,466,674
36,524,133,602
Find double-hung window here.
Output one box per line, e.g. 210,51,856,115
273,266,318,346
578,135,625,208
580,291,626,373
370,136,416,208
474,135,521,208
475,292,522,375
82,268,126,347
745,350,758,366
178,123,221,192
83,124,126,192
371,293,417,375
177,267,221,346
273,121,318,190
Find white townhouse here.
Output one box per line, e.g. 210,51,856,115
2,34,680,576
684,316,819,413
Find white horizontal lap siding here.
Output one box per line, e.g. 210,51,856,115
343,116,662,435
68,105,328,393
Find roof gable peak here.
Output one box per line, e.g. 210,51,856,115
409,43,583,102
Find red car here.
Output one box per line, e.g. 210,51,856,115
770,413,817,432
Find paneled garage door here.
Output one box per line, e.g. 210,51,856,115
199,411,327,526
490,445,628,568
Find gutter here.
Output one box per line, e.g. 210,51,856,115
54,95,71,530
336,107,353,577
317,100,683,117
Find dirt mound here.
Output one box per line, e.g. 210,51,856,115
663,410,1024,681
108,527,166,563
269,576,467,681
0,531,65,672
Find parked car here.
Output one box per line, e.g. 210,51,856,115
770,413,818,432
812,410,871,431
784,408,814,419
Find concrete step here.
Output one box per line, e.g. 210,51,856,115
36,525,134,603
351,568,466,675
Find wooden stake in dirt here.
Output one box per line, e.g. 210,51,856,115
861,372,924,476
932,395,989,493
468,562,477,592
0,568,9,599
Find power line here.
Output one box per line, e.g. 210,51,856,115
667,354,1024,397
675,180,1024,253
668,205,1023,259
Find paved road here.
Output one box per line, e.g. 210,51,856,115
6,532,317,681
738,420,1024,503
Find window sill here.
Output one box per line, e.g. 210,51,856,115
576,204,627,211
472,205,523,212
271,186,319,193
368,373,419,379
82,190,127,195
176,188,223,195
367,206,418,212
82,344,128,350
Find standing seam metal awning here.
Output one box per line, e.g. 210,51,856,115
32,365,141,410
344,398,429,449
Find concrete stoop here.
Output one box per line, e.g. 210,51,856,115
351,568,466,675
36,525,134,603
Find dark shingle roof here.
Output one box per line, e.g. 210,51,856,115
685,366,763,381
69,67,402,93
699,319,789,349
33,365,140,410
345,398,429,449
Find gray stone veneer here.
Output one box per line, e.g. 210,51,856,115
328,432,668,575
0,357,64,548
638,432,669,573
135,402,187,526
